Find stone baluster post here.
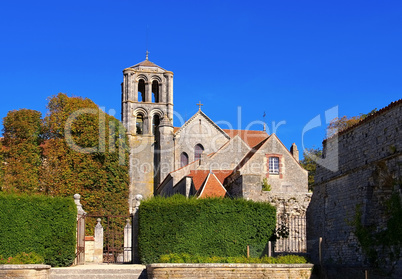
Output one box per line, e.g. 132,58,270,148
94,218,104,263
132,194,143,264
124,219,132,263
74,194,86,265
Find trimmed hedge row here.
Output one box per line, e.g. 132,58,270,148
159,253,309,264
0,193,76,267
138,195,276,264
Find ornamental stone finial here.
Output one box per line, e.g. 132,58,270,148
74,193,86,215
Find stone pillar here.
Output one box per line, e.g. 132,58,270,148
146,81,152,103
74,194,86,265
94,218,104,263
132,194,143,264
124,219,132,263
159,118,174,182
132,78,138,102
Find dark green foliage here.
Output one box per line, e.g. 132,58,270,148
158,253,308,264
138,195,276,264
0,194,76,267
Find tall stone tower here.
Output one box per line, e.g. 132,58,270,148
121,55,174,206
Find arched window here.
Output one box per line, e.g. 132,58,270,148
152,115,160,136
180,152,189,167
138,79,145,102
136,114,144,135
194,144,204,161
152,80,159,103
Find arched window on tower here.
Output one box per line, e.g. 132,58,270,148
180,152,189,167
136,114,144,135
152,80,159,103
138,79,146,102
152,115,160,136
194,144,204,161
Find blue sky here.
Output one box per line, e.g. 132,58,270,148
0,0,401,155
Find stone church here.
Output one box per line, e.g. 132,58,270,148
121,57,311,251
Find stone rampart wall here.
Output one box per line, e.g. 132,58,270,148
308,100,402,277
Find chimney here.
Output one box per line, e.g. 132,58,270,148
290,143,299,162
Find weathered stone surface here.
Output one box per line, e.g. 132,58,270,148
308,100,402,278
0,264,51,279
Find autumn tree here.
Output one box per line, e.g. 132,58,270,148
300,148,322,191
0,109,42,193
40,93,129,216
327,108,377,137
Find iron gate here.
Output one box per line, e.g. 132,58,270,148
87,215,130,263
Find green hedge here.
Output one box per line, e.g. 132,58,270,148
138,195,276,264
159,253,309,264
0,193,77,267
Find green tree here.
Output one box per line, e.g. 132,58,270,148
1,109,42,193
300,148,322,191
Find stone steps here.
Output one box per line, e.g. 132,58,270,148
50,264,147,279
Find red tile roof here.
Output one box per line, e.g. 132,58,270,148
172,127,268,148
188,170,232,191
197,172,227,198
131,59,163,68
222,129,268,148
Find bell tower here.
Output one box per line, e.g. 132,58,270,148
121,55,174,205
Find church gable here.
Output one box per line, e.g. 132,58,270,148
233,134,308,193
197,135,251,171
174,110,231,167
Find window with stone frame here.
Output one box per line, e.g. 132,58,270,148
269,156,280,174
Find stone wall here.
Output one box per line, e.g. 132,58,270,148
0,265,50,279
147,263,313,279
307,100,402,277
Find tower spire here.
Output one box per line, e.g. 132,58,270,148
146,50,149,60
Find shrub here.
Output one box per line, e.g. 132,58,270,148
138,195,276,264
0,252,44,264
0,193,76,267
158,253,308,264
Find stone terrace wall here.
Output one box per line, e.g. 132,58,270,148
307,100,402,277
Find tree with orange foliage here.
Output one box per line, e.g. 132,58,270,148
1,109,42,193
0,93,129,218
327,108,377,137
